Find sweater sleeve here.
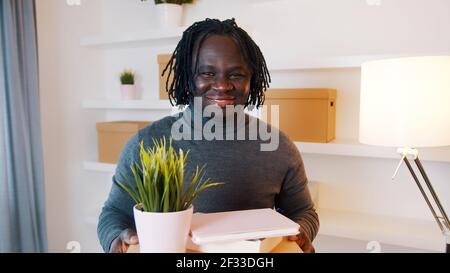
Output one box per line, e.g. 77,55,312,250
97,132,141,252
274,141,320,242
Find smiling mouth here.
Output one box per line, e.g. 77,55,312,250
206,97,236,107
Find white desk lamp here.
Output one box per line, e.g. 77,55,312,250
359,56,450,252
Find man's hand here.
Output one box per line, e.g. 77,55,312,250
109,228,139,253
288,231,315,253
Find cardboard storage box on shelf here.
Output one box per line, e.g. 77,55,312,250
263,88,336,143
96,121,151,164
157,53,172,100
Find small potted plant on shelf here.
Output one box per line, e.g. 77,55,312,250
115,137,223,253
120,69,137,100
142,0,193,28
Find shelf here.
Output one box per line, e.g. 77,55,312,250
83,141,450,173
268,55,379,71
80,27,185,47
317,208,444,251
268,53,450,71
82,99,176,110
296,139,450,163
296,139,395,158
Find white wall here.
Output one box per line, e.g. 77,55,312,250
36,0,450,252
36,0,105,252
253,0,450,67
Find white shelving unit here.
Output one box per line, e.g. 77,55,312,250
81,99,176,110
269,55,386,71
80,25,450,252
80,28,183,181
80,27,185,47
268,52,450,71
83,140,450,174
317,208,443,252
80,27,183,112
296,139,450,163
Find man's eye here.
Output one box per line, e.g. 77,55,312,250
230,74,245,79
201,72,215,77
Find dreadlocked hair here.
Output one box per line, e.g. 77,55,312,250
162,18,271,108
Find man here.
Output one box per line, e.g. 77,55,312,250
98,18,319,253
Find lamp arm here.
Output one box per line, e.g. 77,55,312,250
413,157,450,231
395,148,450,253
402,156,449,233
392,147,418,179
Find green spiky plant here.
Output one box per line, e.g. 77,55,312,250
115,137,223,212
120,70,135,85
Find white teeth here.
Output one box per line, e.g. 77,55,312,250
210,99,233,102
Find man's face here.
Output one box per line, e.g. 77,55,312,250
192,35,252,110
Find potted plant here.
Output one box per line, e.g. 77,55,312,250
119,69,137,100
142,0,193,28
115,137,223,253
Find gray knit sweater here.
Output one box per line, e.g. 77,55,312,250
97,109,319,252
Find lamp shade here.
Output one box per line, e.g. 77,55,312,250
359,56,450,148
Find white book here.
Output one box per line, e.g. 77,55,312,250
190,208,300,244
186,236,283,253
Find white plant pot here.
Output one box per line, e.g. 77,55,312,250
120,84,137,100
133,205,193,253
155,3,183,28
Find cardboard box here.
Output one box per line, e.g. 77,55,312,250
96,121,151,164
263,88,336,143
158,54,172,100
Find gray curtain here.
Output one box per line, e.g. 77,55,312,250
0,0,47,252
